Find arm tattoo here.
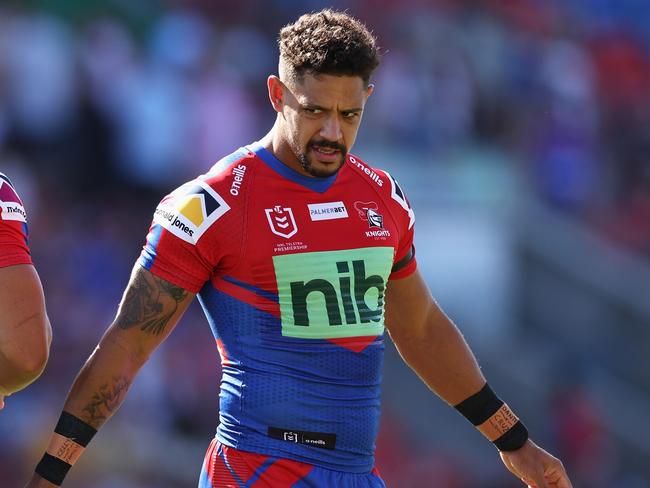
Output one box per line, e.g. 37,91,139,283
115,272,188,336
81,376,130,428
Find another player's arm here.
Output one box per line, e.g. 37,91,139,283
0,263,51,408
384,269,572,488
26,265,195,488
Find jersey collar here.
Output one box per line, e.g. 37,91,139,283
247,142,339,194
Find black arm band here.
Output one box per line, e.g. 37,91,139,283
454,383,504,425
54,411,97,447
35,453,71,486
494,421,529,451
454,383,529,451
34,412,97,485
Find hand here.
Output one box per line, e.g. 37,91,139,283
25,473,58,488
500,440,573,488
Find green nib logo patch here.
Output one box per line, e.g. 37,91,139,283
273,247,393,339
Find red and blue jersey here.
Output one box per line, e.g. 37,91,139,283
138,142,416,473
0,173,31,268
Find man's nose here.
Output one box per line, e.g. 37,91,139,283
320,114,343,142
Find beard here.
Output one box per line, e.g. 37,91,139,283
298,140,348,178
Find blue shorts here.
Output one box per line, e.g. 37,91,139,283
198,438,386,488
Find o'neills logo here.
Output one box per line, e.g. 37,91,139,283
230,164,247,196
349,156,383,187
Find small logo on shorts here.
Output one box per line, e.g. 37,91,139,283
268,427,337,450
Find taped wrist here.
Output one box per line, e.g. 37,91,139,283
35,412,97,486
454,383,529,451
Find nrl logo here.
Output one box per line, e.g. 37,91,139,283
265,205,298,239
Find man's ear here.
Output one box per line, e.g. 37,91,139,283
268,75,284,112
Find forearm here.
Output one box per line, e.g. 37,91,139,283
27,267,193,487
388,292,527,451
27,328,146,487
61,328,145,429
389,301,486,406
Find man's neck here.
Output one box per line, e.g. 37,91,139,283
259,126,307,177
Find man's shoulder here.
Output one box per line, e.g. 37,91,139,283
345,153,408,203
345,153,388,190
0,173,18,195
151,147,255,245
345,154,415,229
162,147,255,198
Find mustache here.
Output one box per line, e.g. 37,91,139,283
309,141,347,152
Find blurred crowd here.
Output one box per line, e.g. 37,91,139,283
1,0,649,486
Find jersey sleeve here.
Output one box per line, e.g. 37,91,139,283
137,178,233,293
382,171,417,280
0,173,32,268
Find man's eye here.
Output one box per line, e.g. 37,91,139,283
305,108,323,114
343,112,359,119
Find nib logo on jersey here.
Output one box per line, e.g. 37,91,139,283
154,180,230,244
353,201,390,238
0,176,27,223
273,247,393,340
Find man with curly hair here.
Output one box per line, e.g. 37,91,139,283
26,10,572,488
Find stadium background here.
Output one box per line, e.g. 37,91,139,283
1,0,650,486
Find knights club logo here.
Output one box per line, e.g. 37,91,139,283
265,205,298,238
354,201,383,229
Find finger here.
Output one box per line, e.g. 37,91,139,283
529,471,549,488
551,474,573,488
544,465,572,488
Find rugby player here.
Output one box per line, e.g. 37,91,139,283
0,172,51,410
26,10,572,488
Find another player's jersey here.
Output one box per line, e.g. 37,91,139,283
0,172,32,268
139,142,416,473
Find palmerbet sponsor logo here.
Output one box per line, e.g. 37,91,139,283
307,201,348,221
273,248,393,339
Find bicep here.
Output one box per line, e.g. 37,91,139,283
105,265,196,360
384,268,438,341
0,264,49,350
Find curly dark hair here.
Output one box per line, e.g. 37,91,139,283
279,9,380,84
